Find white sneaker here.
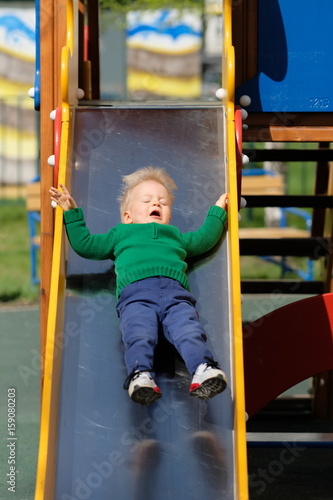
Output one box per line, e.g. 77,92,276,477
127,371,162,406
190,362,227,400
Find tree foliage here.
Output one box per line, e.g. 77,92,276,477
99,0,205,14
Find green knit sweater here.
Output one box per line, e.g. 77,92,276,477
64,205,227,298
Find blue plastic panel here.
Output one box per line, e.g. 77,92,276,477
236,0,333,112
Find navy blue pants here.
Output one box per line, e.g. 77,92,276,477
116,276,215,377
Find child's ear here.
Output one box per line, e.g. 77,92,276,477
123,211,133,224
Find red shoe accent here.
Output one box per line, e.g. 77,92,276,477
154,387,162,394
190,383,200,392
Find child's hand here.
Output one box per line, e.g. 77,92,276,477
49,184,77,211
215,193,229,211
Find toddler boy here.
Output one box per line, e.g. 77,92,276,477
50,166,228,406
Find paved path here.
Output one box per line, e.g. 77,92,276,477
0,306,40,500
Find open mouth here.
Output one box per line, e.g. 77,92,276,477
150,210,161,218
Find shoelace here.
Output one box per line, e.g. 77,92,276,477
204,356,220,369
124,359,218,389
123,368,150,390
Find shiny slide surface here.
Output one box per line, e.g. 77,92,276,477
49,106,242,500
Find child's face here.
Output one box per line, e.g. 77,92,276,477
123,180,172,225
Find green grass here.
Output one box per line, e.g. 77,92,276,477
0,201,39,305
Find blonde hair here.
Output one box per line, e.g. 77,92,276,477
119,166,177,220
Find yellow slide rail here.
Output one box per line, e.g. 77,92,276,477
223,0,249,499
34,2,75,499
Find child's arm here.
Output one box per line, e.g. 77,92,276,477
181,194,229,257
49,184,77,211
49,184,116,261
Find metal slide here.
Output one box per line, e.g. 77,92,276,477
49,105,240,500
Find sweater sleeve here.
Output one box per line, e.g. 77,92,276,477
63,207,117,260
181,205,227,258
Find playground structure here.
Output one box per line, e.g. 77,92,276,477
232,0,333,420
32,1,333,499
0,4,38,199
